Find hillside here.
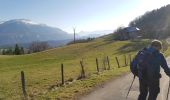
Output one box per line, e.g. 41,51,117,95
0,19,72,45
129,4,170,39
0,35,155,99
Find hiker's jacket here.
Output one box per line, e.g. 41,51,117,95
139,47,170,80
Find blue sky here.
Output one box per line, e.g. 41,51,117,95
0,0,170,33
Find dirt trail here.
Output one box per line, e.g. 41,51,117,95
79,57,170,100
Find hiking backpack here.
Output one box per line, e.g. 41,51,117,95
130,48,155,78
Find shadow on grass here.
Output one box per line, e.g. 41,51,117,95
114,40,151,54
93,34,117,48
90,40,115,49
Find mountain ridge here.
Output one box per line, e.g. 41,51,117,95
0,19,72,45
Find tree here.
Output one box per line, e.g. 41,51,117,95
29,41,50,53
20,47,24,54
2,49,5,55
1,45,24,55
6,48,13,55
113,26,125,40
14,44,20,55
128,5,170,39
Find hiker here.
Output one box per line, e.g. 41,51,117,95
130,40,170,100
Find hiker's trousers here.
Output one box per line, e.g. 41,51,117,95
138,79,160,100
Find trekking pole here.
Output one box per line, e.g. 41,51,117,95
166,78,170,100
126,75,136,99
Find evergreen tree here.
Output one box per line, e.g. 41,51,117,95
14,44,20,55
7,48,13,55
20,47,24,54
2,49,5,55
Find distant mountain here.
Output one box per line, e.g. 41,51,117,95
0,19,72,45
77,30,113,39
129,4,170,39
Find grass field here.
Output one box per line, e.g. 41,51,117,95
1,36,168,100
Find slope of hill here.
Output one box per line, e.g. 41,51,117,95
129,4,170,39
0,35,154,99
0,19,72,45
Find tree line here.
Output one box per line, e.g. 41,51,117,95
111,4,170,40
2,44,24,55
1,41,50,55
129,4,170,39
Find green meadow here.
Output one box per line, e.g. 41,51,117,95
1,36,168,100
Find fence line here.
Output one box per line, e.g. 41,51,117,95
19,54,131,97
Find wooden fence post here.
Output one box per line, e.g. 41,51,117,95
115,57,120,68
80,60,85,78
107,56,111,70
21,71,27,98
124,55,127,66
61,63,64,85
96,58,99,73
129,54,132,65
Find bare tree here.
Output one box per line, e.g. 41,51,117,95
29,41,50,53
